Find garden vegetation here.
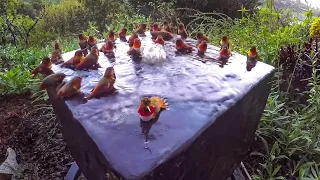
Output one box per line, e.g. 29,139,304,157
1,0,320,179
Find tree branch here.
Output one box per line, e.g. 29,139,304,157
24,6,47,47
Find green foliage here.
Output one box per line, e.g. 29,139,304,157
310,17,320,39
0,45,49,95
1,1,320,179
0,37,78,95
187,6,313,65
0,0,46,47
78,0,147,32
37,0,87,35
105,13,151,34
129,0,260,22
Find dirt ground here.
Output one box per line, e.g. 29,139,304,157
0,93,73,180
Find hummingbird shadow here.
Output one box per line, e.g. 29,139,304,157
53,59,64,65
131,55,143,63
64,92,87,103
218,57,231,68
175,50,192,56
137,33,146,37
119,37,127,42
84,87,118,102
104,52,116,61
140,109,166,143
60,64,76,71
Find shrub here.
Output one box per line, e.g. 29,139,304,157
128,0,261,23
0,37,79,96
35,0,87,36
310,17,320,39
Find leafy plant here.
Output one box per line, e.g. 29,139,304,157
310,17,320,39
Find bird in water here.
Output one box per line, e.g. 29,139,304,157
135,23,147,35
76,46,100,70
106,31,115,43
219,46,232,67
40,72,66,90
128,38,142,57
137,96,168,148
86,67,116,100
175,38,193,53
246,46,258,71
100,39,115,58
60,50,84,69
118,28,127,42
150,30,173,41
162,21,173,33
50,42,63,64
56,76,82,98
220,36,230,50
87,36,97,51
128,33,139,47
177,23,188,40
197,40,208,57
31,56,54,78
196,32,209,44
78,33,88,56
151,23,162,32
155,35,165,46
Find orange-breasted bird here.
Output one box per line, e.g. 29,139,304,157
87,36,97,51
101,40,114,54
106,31,115,42
220,36,230,49
118,28,127,42
128,33,139,47
162,21,173,32
246,46,258,71
61,50,84,68
155,35,165,46
86,67,116,100
135,23,147,34
149,24,154,32
175,38,193,53
152,23,162,32
197,40,208,56
40,72,66,90
178,23,188,40
150,30,173,41
51,42,63,64
76,46,99,70
57,76,82,98
137,96,168,122
196,32,209,44
220,46,232,59
78,33,88,56
219,46,232,67
128,38,142,57
31,56,53,78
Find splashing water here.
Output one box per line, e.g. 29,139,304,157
141,44,166,64
140,39,166,64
